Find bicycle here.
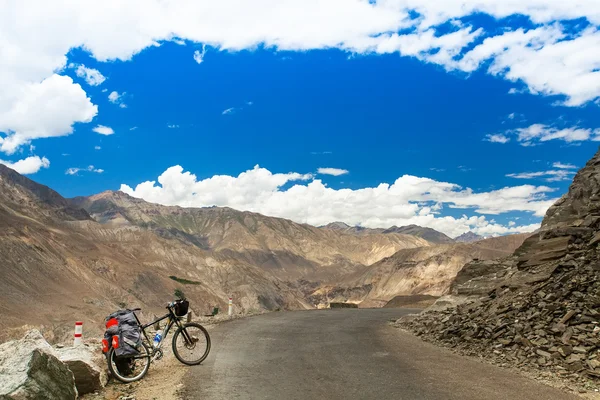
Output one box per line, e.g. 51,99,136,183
106,298,211,383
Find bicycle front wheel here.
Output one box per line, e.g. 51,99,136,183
172,322,211,365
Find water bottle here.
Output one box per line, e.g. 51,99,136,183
153,330,163,348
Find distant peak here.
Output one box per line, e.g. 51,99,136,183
323,221,352,229
454,231,484,243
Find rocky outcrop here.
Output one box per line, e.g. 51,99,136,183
55,344,108,395
399,147,600,389
544,149,600,228
0,330,77,399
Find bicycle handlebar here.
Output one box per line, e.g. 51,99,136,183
166,298,186,308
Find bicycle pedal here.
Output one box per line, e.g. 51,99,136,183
152,349,163,361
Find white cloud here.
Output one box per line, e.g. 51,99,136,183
222,108,235,115
0,75,97,154
95,146,101,150
2,1,600,153
93,125,114,135
130,126,138,131
66,165,104,175
167,124,179,128
108,91,127,108
317,167,349,176
120,165,557,237
72,64,106,86
193,45,207,64
0,156,50,175
485,134,510,144
488,124,600,146
506,168,576,182
553,162,577,169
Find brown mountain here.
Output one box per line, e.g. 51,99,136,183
382,225,455,244
320,221,454,244
71,191,430,282
0,168,432,341
0,166,312,342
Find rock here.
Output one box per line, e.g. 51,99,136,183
589,232,600,246
55,343,108,395
536,349,552,358
0,330,77,399
559,310,578,325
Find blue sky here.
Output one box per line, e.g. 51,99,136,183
0,1,599,237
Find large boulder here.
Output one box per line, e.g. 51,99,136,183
0,330,77,399
55,343,108,395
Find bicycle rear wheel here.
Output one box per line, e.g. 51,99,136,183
107,342,151,383
172,322,211,365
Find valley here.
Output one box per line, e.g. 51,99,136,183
0,163,531,343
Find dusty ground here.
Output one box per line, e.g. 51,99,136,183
82,313,263,400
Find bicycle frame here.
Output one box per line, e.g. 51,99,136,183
133,307,187,355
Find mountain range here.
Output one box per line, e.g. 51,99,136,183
321,222,455,243
0,163,532,341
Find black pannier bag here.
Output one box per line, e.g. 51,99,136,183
174,300,189,317
104,309,142,357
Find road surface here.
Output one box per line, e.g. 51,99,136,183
182,309,579,400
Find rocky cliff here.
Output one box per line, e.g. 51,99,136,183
400,147,600,389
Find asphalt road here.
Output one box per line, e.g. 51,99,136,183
182,309,579,400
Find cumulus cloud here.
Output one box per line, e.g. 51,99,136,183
0,75,97,154
108,91,127,108
2,1,600,153
0,156,50,175
120,165,557,237
71,64,106,86
317,168,349,176
488,124,600,146
93,125,114,135
66,165,104,175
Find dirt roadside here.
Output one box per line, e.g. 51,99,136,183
82,313,264,400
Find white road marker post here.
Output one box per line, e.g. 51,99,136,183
74,321,83,346
228,297,233,318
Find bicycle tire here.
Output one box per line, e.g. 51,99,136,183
107,342,151,383
172,322,211,365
